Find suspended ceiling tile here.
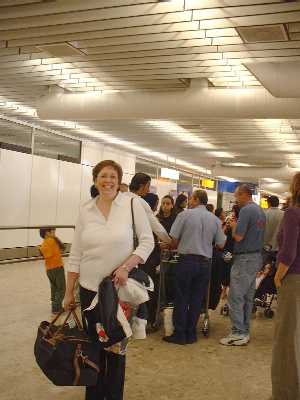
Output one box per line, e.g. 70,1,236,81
0,0,157,19
199,11,300,30
246,61,300,98
186,0,283,9
218,41,300,53
212,36,243,46
193,2,300,20
206,28,238,38
6,21,200,48
70,30,206,49
0,2,185,30
0,11,193,40
81,38,213,55
0,0,41,6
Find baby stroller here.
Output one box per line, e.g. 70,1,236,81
253,256,277,319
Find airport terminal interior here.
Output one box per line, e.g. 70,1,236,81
1,1,300,400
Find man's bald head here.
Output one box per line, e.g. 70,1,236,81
235,184,253,207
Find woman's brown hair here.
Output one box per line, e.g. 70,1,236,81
92,160,123,184
291,172,300,206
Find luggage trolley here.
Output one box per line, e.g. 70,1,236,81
157,250,211,338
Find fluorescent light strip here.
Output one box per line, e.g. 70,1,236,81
146,120,215,150
225,162,252,167
0,98,210,175
262,178,280,183
44,120,211,174
208,151,234,158
217,176,238,183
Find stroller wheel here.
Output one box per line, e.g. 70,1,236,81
264,309,274,319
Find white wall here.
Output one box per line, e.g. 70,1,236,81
0,150,32,248
152,179,177,201
206,190,218,208
0,143,136,248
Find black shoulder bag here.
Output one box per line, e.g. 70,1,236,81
131,197,139,250
34,308,100,386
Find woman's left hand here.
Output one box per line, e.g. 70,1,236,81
113,266,129,286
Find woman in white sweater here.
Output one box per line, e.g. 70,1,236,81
64,160,154,400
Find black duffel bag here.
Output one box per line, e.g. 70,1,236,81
34,308,100,386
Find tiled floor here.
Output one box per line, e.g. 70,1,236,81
0,260,273,400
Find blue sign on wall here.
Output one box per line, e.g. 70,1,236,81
218,180,257,194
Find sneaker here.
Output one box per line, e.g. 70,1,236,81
220,333,250,346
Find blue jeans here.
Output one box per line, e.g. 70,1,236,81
173,255,211,340
229,253,262,335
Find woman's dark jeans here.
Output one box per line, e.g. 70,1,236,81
80,285,126,400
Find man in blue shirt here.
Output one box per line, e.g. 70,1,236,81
220,184,266,346
163,190,226,345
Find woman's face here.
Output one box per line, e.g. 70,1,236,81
95,166,119,199
181,199,188,209
161,198,173,215
139,181,151,197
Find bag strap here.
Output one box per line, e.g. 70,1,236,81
131,198,139,250
47,307,83,336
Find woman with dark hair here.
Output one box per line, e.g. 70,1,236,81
142,192,161,330
127,173,171,245
174,193,188,215
157,195,177,233
129,172,151,196
64,160,154,400
90,184,99,199
206,203,215,213
220,205,240,304
143,192,159,213
215,208,226,225
271,172,300,400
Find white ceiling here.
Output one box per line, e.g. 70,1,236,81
1,0,300,193
246,60,300,97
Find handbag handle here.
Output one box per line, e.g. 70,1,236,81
131,198,139,250
47,307,84,336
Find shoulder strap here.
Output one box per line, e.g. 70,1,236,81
131,198,139,250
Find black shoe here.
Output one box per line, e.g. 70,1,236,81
162,334,186,345
186,336,197,344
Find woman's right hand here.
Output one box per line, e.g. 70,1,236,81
63,291,75,311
